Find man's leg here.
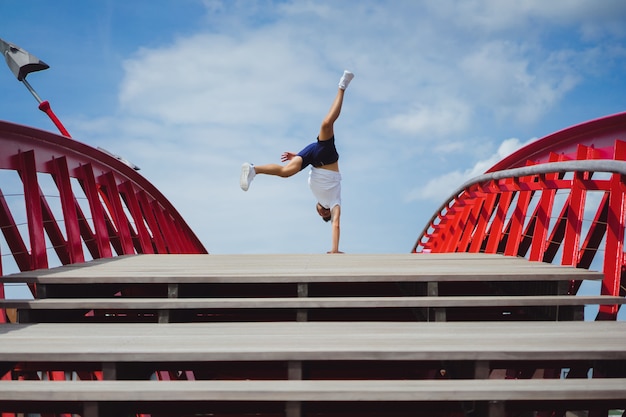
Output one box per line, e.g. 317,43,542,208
254,156,303,177
319,70,354,141
240,157,303,191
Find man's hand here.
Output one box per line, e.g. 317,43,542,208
281,152,297,162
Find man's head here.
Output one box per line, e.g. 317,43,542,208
316,202,331,222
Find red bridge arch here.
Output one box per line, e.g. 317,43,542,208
0,120,207,321
414,111,626,320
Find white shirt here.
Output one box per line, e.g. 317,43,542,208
308,167,342,209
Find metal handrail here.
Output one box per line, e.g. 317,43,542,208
413,159,626,252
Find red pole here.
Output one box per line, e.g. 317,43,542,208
21,78,72,138
38,100,71,137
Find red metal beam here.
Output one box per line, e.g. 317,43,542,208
51,156,84,264
18,150,47,270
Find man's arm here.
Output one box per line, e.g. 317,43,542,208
328,205,343,254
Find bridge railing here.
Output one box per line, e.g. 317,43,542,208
0,121,207,317
414,157,626,320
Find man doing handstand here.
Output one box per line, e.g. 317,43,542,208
240,70,354,253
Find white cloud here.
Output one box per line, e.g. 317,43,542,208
459,41,581,124
385,99,471,138
118,32,325,127
405,137,535,203
426,0,626,36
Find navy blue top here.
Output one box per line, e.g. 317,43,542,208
297,136,339,171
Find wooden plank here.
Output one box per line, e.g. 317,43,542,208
1,253,603,284
0,378,624,402
1,295,624,309
0,321,625,362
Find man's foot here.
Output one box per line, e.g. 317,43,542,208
338,70,354,90
240,162,256,191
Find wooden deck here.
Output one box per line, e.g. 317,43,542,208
2,321,625,363
5,252,607,324
2,294,623,310
1,253,623,417
2,253,603,283
2,378,625,402
1,379,624,417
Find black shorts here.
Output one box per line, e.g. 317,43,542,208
297,136,339,170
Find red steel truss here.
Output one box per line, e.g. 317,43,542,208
0,120,207,307
0,120,209,403
414,111,626,320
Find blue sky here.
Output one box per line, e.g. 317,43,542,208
1,0,626,257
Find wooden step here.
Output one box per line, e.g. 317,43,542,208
2,295,622,309
2,253,603,284
1,378,624,402
0,253,621,417
0,379,624,417
1,321,625,363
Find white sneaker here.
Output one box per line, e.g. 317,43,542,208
338,70,354,90
240,162,256,191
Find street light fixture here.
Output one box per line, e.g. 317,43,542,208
0,37,71,137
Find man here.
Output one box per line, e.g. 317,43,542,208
240,70,354,253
